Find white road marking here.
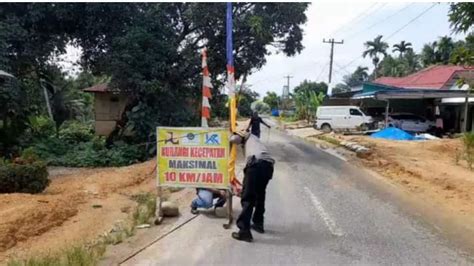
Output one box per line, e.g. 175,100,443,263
304,186,344,237
320,148,347,162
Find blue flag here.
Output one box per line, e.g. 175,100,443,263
226,2,233,69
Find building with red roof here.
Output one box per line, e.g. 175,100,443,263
352,65,474,132
373,65,474,90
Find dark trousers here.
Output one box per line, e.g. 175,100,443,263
251,131,261,138
236,160,274,233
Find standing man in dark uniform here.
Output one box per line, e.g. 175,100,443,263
246,111,271,138
229,132,275,242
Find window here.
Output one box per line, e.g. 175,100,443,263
350,109,363,116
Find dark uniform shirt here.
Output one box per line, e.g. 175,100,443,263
249,117,264,136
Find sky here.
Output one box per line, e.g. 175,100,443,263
57,2,466,98
246,2,466,98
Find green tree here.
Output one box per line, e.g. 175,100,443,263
0,3,310,143
263,91,280,110
237,87,259,117
362,35,389,78
392,41,413,57
448,3,474,34
437,36,456,64
421,42,438,67
379,55,407,77
332,83,351,94
251,101,271,114
0,72,27,156
293,88,325,123
343,66,369,88
420,36,457,67
293,80,328,95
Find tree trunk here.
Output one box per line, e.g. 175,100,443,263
462,89,471,132
40,81,53,120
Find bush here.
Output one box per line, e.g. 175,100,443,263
30,139,147,168
59,121,94,143
0,161,50,194
251,101,271,114
463,132,474,170
27,115,56,139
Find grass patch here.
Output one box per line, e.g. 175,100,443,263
7,245,104,266
316,135,341,146
131,192,157,225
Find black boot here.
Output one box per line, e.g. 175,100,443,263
231,231,253,242
251,223,265,234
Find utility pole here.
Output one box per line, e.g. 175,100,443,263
283,75,293,98
323,38,344,84
282,75,293,113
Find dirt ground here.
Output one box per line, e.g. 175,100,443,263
343,136,474,224
0,159,166,263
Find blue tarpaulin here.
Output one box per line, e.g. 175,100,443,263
371,127,414,140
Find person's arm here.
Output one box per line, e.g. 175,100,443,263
246,118,252,132
207,188,226,197
260,118,271,128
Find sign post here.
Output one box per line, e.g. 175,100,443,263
155,127,230,225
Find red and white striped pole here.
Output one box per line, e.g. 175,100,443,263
201,48,212,128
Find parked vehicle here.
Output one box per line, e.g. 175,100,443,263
314,106,374,132
384,113,435,133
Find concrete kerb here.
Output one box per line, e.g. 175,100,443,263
276,122,371,160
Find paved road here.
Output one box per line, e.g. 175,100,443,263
125,125,473,265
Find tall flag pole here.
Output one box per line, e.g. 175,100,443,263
226,2,239,191
201,48,212,128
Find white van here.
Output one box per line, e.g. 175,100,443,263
314,106,373,132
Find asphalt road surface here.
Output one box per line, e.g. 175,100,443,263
124,124,474,265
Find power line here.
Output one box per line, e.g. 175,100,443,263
338,3,389,36
316,62,329,81
247,3,422,87
337,3,439,74
331,4,381,37
344,3,415,42
385,3,438,41
334,62,352,75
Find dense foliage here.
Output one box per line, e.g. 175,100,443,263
263,91,280,110
0,3,309,167
237,87,259,117
448,3,474,34
26,121,147,167
0,155,49,194
292,80,326,122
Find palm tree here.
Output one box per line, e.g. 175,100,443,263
437,36,455,64
421,41,437,67
353,66,369,81
392,41,413,57
363,35,389,78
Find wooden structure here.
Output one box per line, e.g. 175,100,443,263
83,83,129,136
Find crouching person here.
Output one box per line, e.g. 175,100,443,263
190,188,226,214
229,131,275,242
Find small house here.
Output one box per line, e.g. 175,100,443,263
83,83,129,136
